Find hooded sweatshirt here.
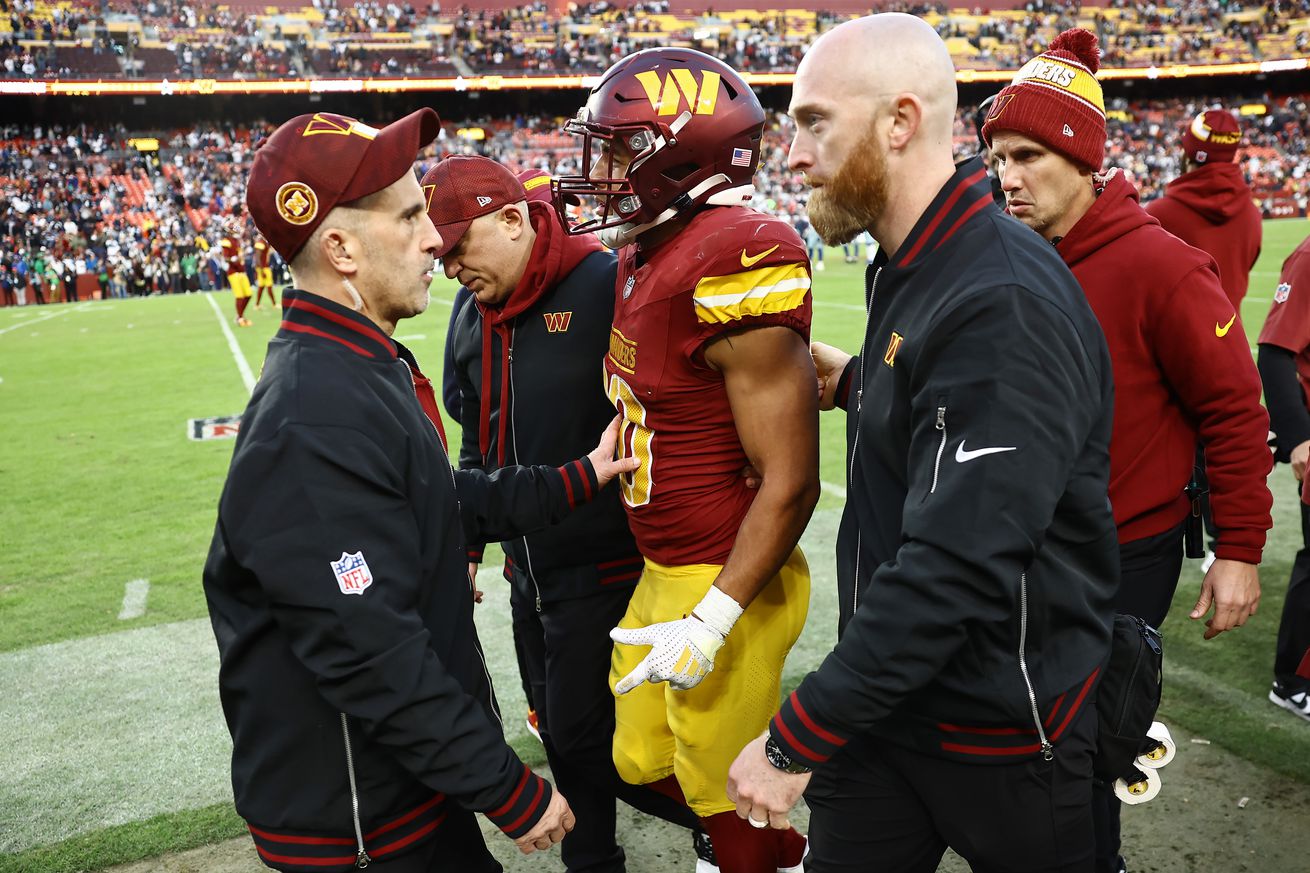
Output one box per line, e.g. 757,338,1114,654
1144,161,1262,309
451,200,642,598
1058,170,1271,562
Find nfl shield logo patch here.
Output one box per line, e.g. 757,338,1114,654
623,275,636,300
1275,282,1292,304
330,551,374,595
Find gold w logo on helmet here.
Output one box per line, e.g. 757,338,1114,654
634,69,721,117
302,113,380,140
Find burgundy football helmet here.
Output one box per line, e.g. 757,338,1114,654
553,48,766,248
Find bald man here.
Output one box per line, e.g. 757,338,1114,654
727,14,1117,871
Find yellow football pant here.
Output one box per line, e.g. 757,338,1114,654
228,272,253,298
610,547,810,816
256,267,273,287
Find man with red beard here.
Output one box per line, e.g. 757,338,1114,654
728,14,1118,872
983,29,1273,873
432,156,706,873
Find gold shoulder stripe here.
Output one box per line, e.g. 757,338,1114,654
692,262,810,324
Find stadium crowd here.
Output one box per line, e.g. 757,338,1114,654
1,90,1307,304
2,0,1309,80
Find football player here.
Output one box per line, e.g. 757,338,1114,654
555,48,819,873
219,218,253,326
252,233,277,310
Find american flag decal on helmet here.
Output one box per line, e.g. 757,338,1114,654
731,148,753,167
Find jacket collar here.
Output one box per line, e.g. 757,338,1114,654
885,157,997,270
278,288,397,360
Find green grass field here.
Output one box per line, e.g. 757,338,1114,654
2,220,1309,872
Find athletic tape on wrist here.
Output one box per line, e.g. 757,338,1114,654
693,585,744,638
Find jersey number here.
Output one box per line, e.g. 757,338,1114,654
606,373,655,507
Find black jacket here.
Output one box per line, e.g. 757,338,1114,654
203,289,599,870
452,249,643,604
771,160,1118,766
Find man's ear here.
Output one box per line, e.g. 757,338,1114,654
502,203,529,241
319,225,359,277
886,93,925,152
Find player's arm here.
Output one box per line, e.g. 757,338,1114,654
705,325,820,606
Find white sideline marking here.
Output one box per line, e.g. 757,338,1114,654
430,296,454,307
821,480,847,500
204,293,257,394
0,306,76,335
394,334,427,342
118,578,150,620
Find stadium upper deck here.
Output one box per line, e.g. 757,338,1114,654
2,0,1308,82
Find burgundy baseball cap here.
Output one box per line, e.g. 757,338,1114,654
420,155,528,259
247,108,441,261
1181,109,1243,164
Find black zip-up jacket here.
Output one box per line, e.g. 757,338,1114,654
203,289,599,871
452,250,644,602
771,160,1118,767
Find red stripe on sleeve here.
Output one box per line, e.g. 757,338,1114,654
559,466,577,508
502,777,546,835
791,693,847,747
487,766,531,818
575,459,593,502
772,713,822,763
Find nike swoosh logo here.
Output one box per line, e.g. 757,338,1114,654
740,244,779,269
955,441,1018,463
1215,314,1236,337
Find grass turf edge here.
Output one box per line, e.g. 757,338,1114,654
0,802,246,873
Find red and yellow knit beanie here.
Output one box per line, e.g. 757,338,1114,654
981,29,1106,173
1181,109,1243,164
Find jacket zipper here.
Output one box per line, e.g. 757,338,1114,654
850,265,881,614
505,326,543,613
1017,573,1054,760
930,405,947,494
339,714,371,867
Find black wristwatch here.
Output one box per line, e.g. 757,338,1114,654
764,735,812,774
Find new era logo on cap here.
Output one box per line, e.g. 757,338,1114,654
477,196,493,207
1063,123,1075,137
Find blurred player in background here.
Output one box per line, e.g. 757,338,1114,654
219,217,253,326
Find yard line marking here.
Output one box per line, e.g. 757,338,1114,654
204,294,257,394
813,299,867,313
430,297,454,307
118,578,151,620
394,334,427,342
0,306,76,335
821,480,847,500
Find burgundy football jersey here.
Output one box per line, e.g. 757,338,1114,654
604,206,812,565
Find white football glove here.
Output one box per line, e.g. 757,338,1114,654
610,586,744,693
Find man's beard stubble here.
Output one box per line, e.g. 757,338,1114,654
807,132,890,247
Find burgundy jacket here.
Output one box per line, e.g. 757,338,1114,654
1144,161,1262,310
1059,170,1272,562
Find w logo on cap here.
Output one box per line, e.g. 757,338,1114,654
302,113,380,140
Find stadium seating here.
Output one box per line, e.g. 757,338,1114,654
1,90,1306,304
2,0,1308,80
